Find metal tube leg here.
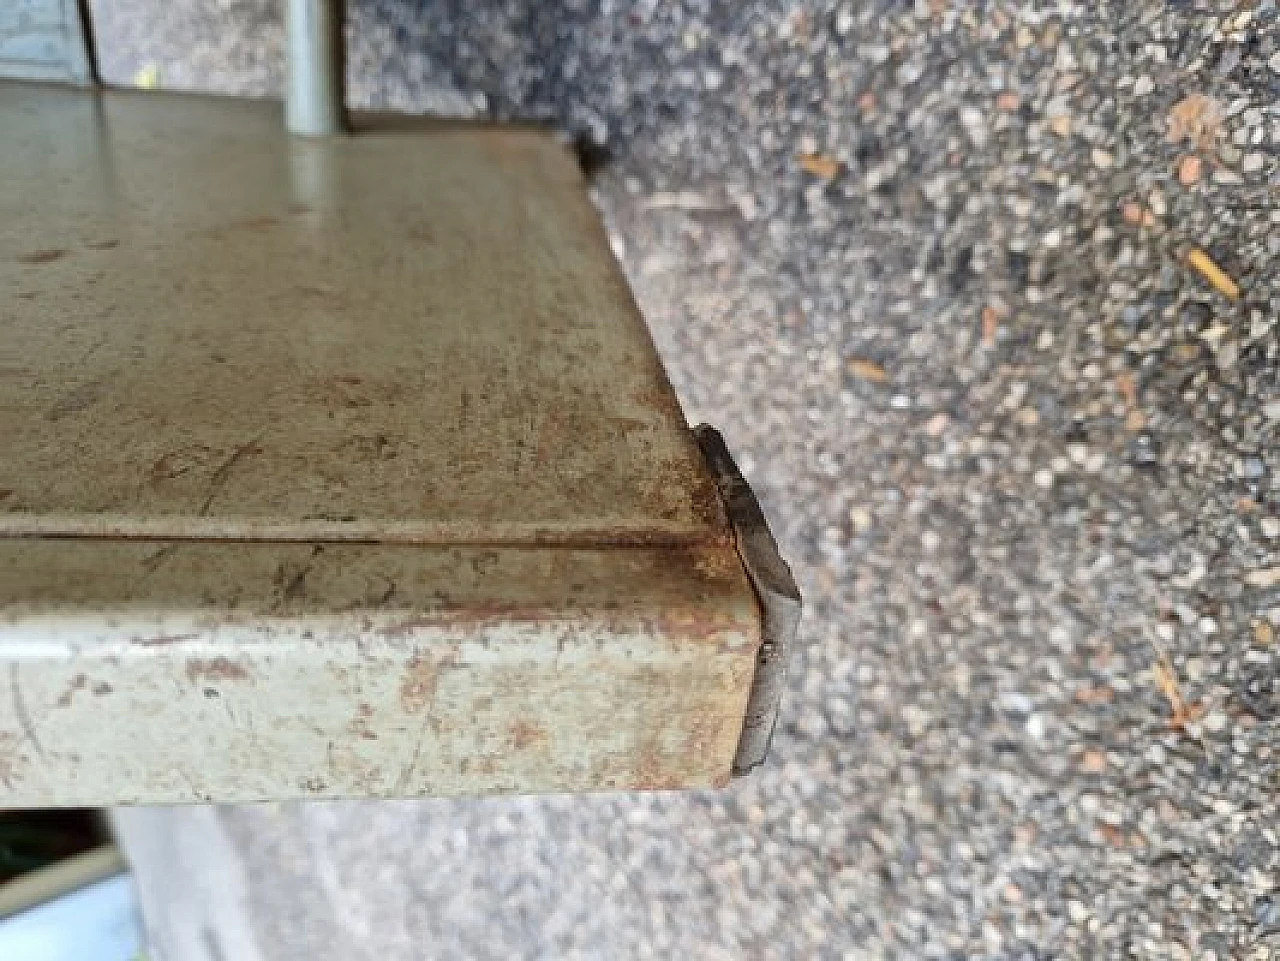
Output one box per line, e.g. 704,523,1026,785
285,0,345,136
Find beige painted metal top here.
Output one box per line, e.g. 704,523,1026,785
0,82,768,804
0,82,725,546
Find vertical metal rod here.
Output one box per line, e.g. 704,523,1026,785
74,0,103,86
285,0,346,136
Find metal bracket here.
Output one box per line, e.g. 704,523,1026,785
694,425,801,775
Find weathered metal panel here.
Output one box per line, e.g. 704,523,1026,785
0,83,724,545
0,541,758,805
0,82,780,805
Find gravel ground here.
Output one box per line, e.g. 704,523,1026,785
89,1,1280,958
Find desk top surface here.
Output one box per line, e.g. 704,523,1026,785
0,83,726,549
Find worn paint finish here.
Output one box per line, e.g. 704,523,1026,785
0,541,758,806
0,83,724,544
0,83,780,806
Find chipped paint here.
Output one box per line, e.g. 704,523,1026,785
399,648,460,713
508,720,548,750
15,248,67,264
185,658,251,684
55,674,89,708
0,540,761,805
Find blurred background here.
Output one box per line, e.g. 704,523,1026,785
12,1,1280,958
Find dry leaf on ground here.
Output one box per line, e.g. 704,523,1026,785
1098,823,1126,847
798,153,843,179
1166,93,1223,151
846,357,889,383
1187,248,1241,300
981,306,1000,346
1081,749,1108,773
1176,154,1203,185
1048,113,1072,137
1115,372,1138,406
1152,656,1206,732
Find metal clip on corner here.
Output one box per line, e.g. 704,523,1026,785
694,425,802,776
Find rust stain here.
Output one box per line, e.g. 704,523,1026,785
611,415,652,438
687,474,729,531
687,545,743,583
632,446,728,534
379,608,552,638
185,657,250,683
683,712,727,765
399,648,458,713
55,674,88,708
530,406,599,469
381,615,442,639
632,385,684,421
346,703,378,740
380,602,747,645
631,742,684,792
15,248,67,265
509,720,547,750
327,738,382,785
393,646,462,790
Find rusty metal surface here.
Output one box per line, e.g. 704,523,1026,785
695,425,801,775
0,1,93,85
0,82,725,545
0,82,770,805
0,540,758,805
